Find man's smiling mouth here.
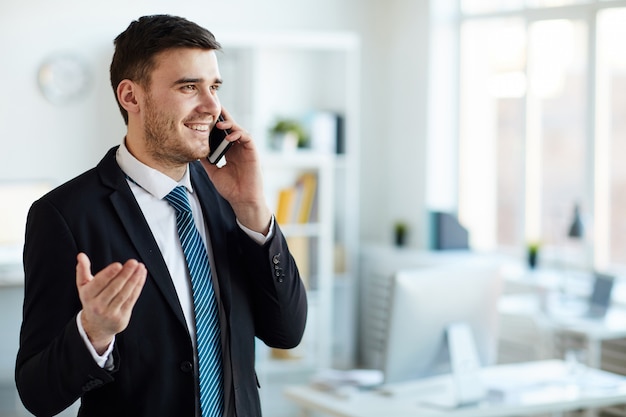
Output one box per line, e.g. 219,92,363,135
186,123,209,132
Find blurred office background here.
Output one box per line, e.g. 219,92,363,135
2,0,626,416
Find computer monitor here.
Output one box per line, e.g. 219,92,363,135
381,261,503,384
587,272,615,318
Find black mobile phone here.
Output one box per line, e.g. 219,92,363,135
207,114,233,164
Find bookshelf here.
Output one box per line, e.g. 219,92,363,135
217,31,360,415
262,152,334,368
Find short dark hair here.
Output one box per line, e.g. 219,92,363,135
110,15,222,124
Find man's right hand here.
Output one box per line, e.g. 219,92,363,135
76,253,146,355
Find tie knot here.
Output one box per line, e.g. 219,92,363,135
164,186,192,214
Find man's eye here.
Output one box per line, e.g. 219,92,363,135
182,85,196,91
211,85,221,91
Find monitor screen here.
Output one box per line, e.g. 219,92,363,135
588,272,615,317
381,261,503,384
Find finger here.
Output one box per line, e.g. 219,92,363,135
76,253,93,287
81,261,124,302
231,129,250,144
94,259,140,306
218,108,246,139
119,263,147,314
107,262,147,313
216,107,233,131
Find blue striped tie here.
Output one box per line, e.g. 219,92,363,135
164,186,223,417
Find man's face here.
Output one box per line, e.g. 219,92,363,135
141,48,222,166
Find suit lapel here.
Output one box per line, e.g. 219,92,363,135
190,162,233,315
97,147,188,329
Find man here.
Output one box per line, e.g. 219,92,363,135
16,14,307,417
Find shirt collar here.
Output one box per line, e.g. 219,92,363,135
116,140,194,199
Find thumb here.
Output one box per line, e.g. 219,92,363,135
76,252,93,287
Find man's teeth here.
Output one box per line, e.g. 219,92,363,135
188,124,209,131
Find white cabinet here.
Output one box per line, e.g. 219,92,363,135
217,31,361,415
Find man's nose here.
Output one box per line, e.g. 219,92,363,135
199,90,220,113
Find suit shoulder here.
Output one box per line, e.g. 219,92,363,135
41,167,100,204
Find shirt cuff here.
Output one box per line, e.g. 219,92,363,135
237,215,275,245
76,310,115,370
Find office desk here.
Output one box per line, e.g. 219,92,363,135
499,293,626,368
284,360,626,417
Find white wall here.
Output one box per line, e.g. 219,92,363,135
0,0,431,247
371,0,430,247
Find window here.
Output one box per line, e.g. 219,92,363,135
431,1,626,272
458,18,526,249
598,8,626,266
530,19,589,262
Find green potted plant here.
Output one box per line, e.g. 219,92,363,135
527,241,540,269
394,221,408,247
269,119,308,151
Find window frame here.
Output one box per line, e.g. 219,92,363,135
429,0,626,274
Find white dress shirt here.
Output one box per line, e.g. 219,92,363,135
78,141,273,367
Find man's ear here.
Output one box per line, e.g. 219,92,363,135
117,79,141,115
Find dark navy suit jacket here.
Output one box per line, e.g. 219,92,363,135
16,146,307,417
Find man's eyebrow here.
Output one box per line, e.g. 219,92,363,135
172,77,223,86
173,77,201,86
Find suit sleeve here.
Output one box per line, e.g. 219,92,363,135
239,223,308,349
16,198,114,417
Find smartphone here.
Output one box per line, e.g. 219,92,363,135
207,114,233,164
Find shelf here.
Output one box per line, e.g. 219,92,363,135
277,222,324,238
261,151,334,169
219,30,360,372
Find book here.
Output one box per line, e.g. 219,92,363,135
286,235,310,288
275,187,297,225
295,172,317,224
307,111,345,154
274,172,318,225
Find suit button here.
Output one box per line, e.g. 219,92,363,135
272,254,280,264
180,361,193,373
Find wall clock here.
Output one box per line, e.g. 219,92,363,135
38,54,91,105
